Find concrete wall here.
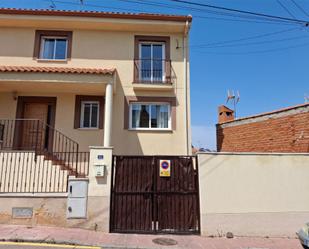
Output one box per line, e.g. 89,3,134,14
198,152,309,237
0,25,190,155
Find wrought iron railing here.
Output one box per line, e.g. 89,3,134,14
134,59,173,84
0,119,89,177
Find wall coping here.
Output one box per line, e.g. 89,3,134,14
0,193,68,198
89,146,113,150
197,152,309,156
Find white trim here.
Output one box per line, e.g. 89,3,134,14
39,36,68,60
80,101,100,129
129,102,171,130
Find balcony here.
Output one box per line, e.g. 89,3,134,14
133,59,175,90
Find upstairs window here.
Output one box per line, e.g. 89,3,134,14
40,37,68,60
33,30,72,60
134,36,171,84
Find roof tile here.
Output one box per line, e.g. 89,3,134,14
0,8,192,22
0,66,115,75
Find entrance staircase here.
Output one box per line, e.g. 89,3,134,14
0,119,89,178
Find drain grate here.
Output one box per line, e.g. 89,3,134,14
245,248,270,249
152,238,178,246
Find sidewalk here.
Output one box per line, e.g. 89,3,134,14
0,225,303,249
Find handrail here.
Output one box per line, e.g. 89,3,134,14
0,119,83,176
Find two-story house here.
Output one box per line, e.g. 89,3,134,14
0,8,192,156
0,8,197,233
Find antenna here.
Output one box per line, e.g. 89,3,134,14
49,0,56,9
226,89,240,118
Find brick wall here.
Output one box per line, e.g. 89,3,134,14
217,110,309,153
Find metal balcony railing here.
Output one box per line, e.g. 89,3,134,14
134,59,173,84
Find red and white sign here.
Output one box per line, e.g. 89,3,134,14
159,160,171,177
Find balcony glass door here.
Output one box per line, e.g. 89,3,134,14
139,43,165,83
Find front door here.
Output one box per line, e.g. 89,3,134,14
21,103,49,150
14,97,57,151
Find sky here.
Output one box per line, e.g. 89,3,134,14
1,0,309,150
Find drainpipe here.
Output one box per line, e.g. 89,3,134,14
183,19,191,155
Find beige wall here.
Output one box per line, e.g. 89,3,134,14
0,196,109,231
198,152,309,237
0,25,190,155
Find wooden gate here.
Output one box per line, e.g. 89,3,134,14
110,156,200,234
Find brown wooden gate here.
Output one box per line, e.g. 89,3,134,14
110,156,200,234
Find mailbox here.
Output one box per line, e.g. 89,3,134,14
94,163,105,177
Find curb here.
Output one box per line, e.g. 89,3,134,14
0,238,165,249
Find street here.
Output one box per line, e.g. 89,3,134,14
0,242,100,249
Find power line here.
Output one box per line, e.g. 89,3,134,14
290,0,309,17
192,41,309,55
118,0,301,25
191,34,309,49
49,0,56,9
194,15,296,26
276,0,296,18
190,27,300,48
44,0,146,12
43,0,306,27
167,0,309,25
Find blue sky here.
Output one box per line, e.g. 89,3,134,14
2,0,309,150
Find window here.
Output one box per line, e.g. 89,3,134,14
130,103,171,130
74,96,104,129
33,30,72,60
40,37,68,60
139,43,165,82
80,101,100,128
134,36,171,84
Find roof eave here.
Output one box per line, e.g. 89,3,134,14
0,8,192,23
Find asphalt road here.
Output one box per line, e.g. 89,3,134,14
0,242,101,249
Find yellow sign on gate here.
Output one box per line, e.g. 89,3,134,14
159,160,171,177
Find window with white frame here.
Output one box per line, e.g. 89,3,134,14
130,103,171,130
40,36,68,60
139,42,165,82
80,101,99,128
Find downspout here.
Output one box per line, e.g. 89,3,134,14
183,18,191,155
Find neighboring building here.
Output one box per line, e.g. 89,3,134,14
216,103,309,153
0,8,192,156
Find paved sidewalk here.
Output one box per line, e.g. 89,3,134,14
0,225,303,249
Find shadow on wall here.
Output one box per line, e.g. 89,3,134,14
110,71,179,156
216,125,224,152
110,71,144,155
198,154,227,178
